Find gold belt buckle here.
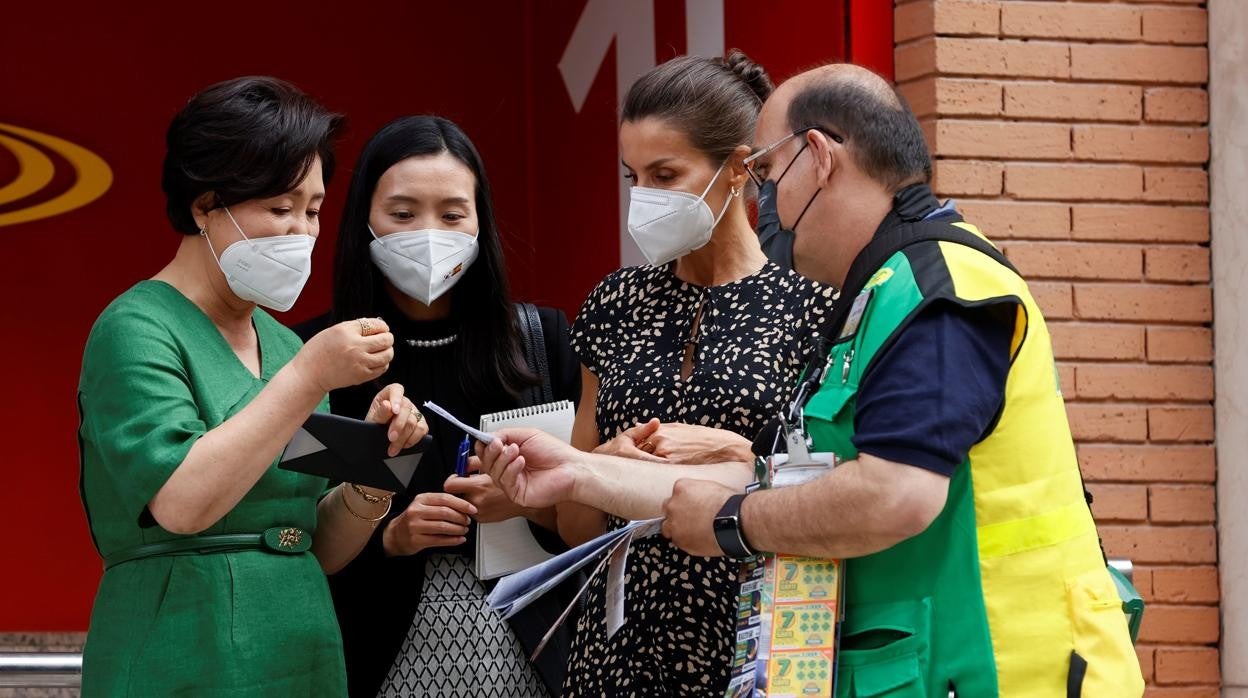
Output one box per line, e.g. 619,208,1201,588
262,526,311,554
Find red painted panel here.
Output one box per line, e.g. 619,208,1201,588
0,0,887,630
849,0,897,79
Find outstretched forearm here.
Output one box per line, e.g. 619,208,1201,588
570,454,754,521
740,454,950,559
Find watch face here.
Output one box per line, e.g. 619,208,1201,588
715,515,750,559
714,495,753,559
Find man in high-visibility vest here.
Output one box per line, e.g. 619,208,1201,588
478,63,1144,697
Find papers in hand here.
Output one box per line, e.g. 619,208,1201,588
486,517,663,619
422,401,495,442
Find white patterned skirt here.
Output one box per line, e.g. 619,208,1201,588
378,554,548,698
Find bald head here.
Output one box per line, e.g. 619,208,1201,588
781,64,901,108
762,63,930,191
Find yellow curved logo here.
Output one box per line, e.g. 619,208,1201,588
865,267,894,289
0,123,112,227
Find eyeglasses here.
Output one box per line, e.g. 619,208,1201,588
744,126,844,188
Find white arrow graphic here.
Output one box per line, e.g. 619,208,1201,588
558,0,656,113
685,0,725,59
558,0,725,266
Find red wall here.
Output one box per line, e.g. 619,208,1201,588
0,0,888,630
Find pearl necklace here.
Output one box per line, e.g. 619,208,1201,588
404,334,458,348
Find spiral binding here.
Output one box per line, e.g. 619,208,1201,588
480,400,575,427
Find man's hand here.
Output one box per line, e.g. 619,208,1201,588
661,478,740,557
476,428,580,509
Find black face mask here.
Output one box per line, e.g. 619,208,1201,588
755,145,821,272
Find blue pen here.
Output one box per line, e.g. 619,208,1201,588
454,435,471,477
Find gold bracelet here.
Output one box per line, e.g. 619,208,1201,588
340,485,391,527
350,483,392,504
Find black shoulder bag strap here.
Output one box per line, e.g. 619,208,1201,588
514,302,554,406
505,303,575,695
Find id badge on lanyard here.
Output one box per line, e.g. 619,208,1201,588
758,380,839,490
756,283,874,485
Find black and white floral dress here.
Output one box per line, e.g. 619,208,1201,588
567,261,834,696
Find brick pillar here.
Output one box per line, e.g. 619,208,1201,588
894,1,1215,693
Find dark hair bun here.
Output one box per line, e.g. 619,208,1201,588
723,49,773,103
622,51,769,162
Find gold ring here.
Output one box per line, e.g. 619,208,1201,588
359,319,372,336
412,408,424,424
638,440,656,454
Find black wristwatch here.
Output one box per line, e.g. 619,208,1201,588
714,493,758,561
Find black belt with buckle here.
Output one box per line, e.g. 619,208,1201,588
102,526,312,570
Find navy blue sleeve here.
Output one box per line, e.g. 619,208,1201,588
851,301,1014,477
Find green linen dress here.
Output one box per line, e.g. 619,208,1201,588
78,280,346,697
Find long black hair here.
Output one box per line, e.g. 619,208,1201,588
332,115,536,402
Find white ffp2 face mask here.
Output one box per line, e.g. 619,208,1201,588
626,162,739,267
368,226,479,305
202,207,314,312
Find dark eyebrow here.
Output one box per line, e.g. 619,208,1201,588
384,194,471,206
621,157,677,171
287,183,326,201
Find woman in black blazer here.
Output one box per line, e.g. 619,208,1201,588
299,115,580,697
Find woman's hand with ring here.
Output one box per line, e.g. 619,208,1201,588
640,423,755,465
294,317,394,392
593,418,668,462
366,383,429,456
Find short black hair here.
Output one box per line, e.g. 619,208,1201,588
161,76,343,234
786,77,931,191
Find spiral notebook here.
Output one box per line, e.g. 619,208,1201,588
474,400,576,579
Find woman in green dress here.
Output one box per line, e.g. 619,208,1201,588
77,76,430,696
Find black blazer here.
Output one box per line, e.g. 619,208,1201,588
296,305,581,697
